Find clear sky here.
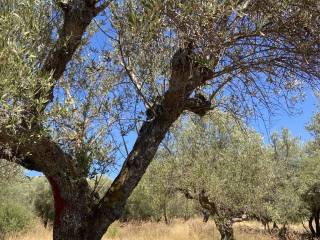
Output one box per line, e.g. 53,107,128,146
25,20,319,177
252,90,318,144
26,89,318,178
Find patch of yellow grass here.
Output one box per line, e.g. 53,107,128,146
5,219,275,240
103,219,273,240
6,223,51,240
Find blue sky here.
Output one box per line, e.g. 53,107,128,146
26,89,318,178
26,17,319,177
252,89,318,143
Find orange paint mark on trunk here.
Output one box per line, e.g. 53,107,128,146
48,176,67,225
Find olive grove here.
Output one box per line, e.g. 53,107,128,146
165,112,273,239
0,0,319,240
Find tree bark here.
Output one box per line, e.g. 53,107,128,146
309,216,316,237
278,223,289,240
315,210,320,237
82,45,214,239
202,210,210,223
0,2,215,240
215,219,235,240
46,175,98,240
41,42,213,240
163,202,169,225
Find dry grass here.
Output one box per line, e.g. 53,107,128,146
5,219,279,240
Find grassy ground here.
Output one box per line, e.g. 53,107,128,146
6,218,294,240
103,219,274,240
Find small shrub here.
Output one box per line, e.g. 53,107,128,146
30,177,54,227
0,202,33,238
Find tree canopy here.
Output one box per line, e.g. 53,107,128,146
0,0,319,239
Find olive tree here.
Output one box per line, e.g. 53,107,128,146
299,112,320,237
167,112,273,240
263,129,306,237
299,153,320,237
30,177,54,228
124,153,198,223
0,0,319,239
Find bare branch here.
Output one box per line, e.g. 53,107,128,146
118,34,153,111
37,0,111,110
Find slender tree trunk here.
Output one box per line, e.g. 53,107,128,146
202,210,210,223
184,199,189,221
266,222,271,233
309,215,316,237
278,225,287,240
215,219,234,240
163,200,169,224
43,218,48,229
315,210,320,237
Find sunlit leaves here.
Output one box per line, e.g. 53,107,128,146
167,111,270,219
0,0,53,132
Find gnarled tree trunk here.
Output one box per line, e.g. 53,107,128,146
308,210,320,238
179,188,235,240
309,216,316,238
0,1,215,240
315,210,320,237
215,219,235,240
42,40,213,240
47,176,99,240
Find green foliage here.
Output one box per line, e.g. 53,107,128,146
298,114,320,216
29,177,54,226
265,129,305,223
123,159,198,222
0,0,53,133
0,161,34,236
0,201,33,237
122,182,156,221
121,113,316,226
168,112,271,220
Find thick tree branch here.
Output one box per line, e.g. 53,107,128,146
3,0,113,176
37,0,112,108
177,188,219,216
0,129,78,177
198,190,219,216
88,47,216,237
176,187,197,200
0,144,40,171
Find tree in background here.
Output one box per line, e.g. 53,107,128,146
161,112,273,240
262,129,306,238
299,154,320,238
0,0,319,239
123,154,198,223
299,112,320,238
0,162,33,239
30,177,54,228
